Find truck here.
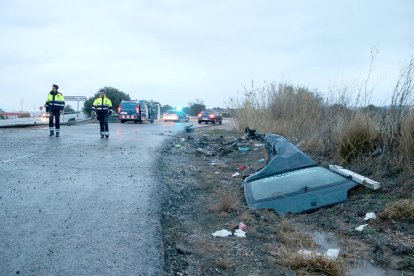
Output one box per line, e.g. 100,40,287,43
118,100,156,124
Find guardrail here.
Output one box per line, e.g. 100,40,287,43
0,113,90,128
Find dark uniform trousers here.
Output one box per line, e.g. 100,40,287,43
49,109,61,130
97,112,109,133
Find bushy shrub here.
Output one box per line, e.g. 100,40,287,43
379,199,414,220
399,115,414,172
337,113,378,163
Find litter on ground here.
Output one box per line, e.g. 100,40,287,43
238,222,247,231
326,248,340,260
298,248,340,260
234,229,246,238
232,172,240,177
355,224,368,231
364,212,377,221
212,229,232,237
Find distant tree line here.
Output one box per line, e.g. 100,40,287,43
83,87,130,116
82,87,225,118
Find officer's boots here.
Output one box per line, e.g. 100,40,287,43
49,131,54,136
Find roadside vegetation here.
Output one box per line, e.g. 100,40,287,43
160,57,414,275
224,58,414,273
228,58,414,176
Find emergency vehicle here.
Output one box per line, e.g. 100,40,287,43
118,100,155,124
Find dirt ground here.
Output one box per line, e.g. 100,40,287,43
160,122,414,275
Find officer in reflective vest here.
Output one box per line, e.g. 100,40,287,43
44,84,65,137
92,89,113,139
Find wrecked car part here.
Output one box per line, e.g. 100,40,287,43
244,127,264,141
185,124,194,133
329,165,380,190
243,134,358,214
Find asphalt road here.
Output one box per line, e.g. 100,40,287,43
0,120,192,275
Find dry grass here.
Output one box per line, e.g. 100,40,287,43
228,83,325,140
210,189,239,213
379,199,414,220
216,258,233,270
275,246,346,276
276,219,316,249
337,113,378,163
399,115,414,172
238,211,255,224
270,211,346,274
228,77,414,175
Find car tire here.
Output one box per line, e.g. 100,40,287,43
134,120,138,124
198,121,201,124
219,120,222,125
212,120,216,124
121,120,125,123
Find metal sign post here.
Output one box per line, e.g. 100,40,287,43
64,96,87,121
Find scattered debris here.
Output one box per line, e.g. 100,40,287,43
238,165,247,171
232,172,240,177
364,212,377,221
298,248,340,260
326,249,340,260
329,165,380,190
244,127,264,141
234,229,246,238
212,229,232,237
161,126,412,275
196,148,215,156
355,224,368,231
185,124,194,133
238,222,247,231
238,147,250,152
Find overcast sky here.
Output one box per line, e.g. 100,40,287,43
0,0,413,112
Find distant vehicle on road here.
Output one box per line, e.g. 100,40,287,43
163,110,189,122
197,110,222,124
118,100,155,124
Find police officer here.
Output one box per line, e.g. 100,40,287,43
92,89,113,138
45,84,65,137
